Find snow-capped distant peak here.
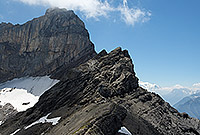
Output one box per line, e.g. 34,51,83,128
173,84,185,89
139,81,161,92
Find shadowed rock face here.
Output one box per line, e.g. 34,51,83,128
0,8,96,83
1,47,200,135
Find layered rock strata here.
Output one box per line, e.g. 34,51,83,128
0,8,96,83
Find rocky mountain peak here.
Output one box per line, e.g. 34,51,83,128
45,8,73,15
0,8,96,83
44,8,85,28
77,47,138,98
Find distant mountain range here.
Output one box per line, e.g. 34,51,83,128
174,93,200,119
139,81,200,104
162,88,198,106
140,81,200,119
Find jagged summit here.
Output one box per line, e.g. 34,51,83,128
0,8,96,83
45,8,74,15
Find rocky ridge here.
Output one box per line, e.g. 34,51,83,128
0,8,96,83
1,47,200,135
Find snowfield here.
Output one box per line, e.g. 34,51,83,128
0,76,59,96
0,88,39,112
0,76,59,112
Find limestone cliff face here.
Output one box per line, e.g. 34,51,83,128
0,8,96,83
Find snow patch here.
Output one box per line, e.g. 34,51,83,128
0,88,39,112
0,120,3,125
25,113,61,129
10,129,20,135
0,76,59,96
118,126,132,135
0,76,59,112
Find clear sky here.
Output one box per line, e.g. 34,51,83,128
0,0,200,87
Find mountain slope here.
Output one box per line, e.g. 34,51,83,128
175,93,200,119
0,8,96,83
0,7,96,126
1,48,200,135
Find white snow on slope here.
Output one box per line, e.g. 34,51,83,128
25,113,61,129
0,76,59,112
0,76,59,96
118,126,132,135
0,88,39,112
10,128,20,135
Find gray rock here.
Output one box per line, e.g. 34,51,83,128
0,103,17,124
0,8,96,83
1,47,200,135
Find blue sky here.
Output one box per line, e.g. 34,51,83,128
0,0,200,87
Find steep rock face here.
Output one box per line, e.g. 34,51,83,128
1,48,200,135
0,8,96,83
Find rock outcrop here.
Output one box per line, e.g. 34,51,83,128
0,8,96,83
0,103,17,125
1,47,200,135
